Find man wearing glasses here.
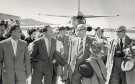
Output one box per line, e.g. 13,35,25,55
71,24,93,84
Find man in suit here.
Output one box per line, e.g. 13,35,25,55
106,26,133,84
0,21,6,84
0,25,31,84
70,24,91,84
31,26,65,84
56,27,75,84
71,24,107,84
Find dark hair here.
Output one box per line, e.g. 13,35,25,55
95,27,104,32
95,27,101,31
0,20,8,29
27,29,36,35
39,25,51,33
58,26,66,31
39,27,47,33
65,26,74,31
8,25,21,36
21,33,25,40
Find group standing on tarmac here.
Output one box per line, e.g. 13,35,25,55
0,20,135,84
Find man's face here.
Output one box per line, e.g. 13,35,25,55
96,29,104,37
31,31,37,39
76,28,86,38
70,17,78,27
117,31,126,39
0,25,5,36
59,30,65,36
46,27,54,37
11,27,22,40
66,30,73,35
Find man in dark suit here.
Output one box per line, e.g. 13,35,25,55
31,26,65,84
0,25,31,84
108,26,132,84
0,22,6,84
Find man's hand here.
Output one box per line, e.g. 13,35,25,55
52,59,56,64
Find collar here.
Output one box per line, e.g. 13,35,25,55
118,36,125,43
10,37,19,43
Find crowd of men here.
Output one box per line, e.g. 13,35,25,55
0,19,135,84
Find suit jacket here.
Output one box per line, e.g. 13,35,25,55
69,36,91,73
0,38,31,84
31,37,66,74
77,36,91,63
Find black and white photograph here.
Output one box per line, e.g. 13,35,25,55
0,0,135,84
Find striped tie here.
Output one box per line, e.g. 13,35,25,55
120,39,123,50
78,39,83,58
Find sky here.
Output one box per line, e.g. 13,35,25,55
0,0,135,28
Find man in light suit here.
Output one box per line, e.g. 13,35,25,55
31,26,66,84
71,24,91,84
0,25,31,84
71,24,107,84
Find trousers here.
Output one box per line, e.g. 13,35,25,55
109,57,127,84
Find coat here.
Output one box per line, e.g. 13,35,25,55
0,38,31,84
105,35,132,84
31,37,66,78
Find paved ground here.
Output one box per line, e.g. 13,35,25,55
27,76,64,84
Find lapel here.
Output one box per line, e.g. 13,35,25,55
116,38,121,49
7,38,16,57
42,38,49,56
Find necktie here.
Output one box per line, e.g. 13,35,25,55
120,39,123,51
78,39,83,58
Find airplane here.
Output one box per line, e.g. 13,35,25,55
38,0,119,28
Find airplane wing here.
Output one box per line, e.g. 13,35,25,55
132,27,135,29
83,14,119,18
38,13,71,17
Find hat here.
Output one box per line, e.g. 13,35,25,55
117,26,127,32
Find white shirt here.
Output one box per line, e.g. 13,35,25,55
44,37,50,56
118,37,125,47
56,40,64,54
11,38,18,56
